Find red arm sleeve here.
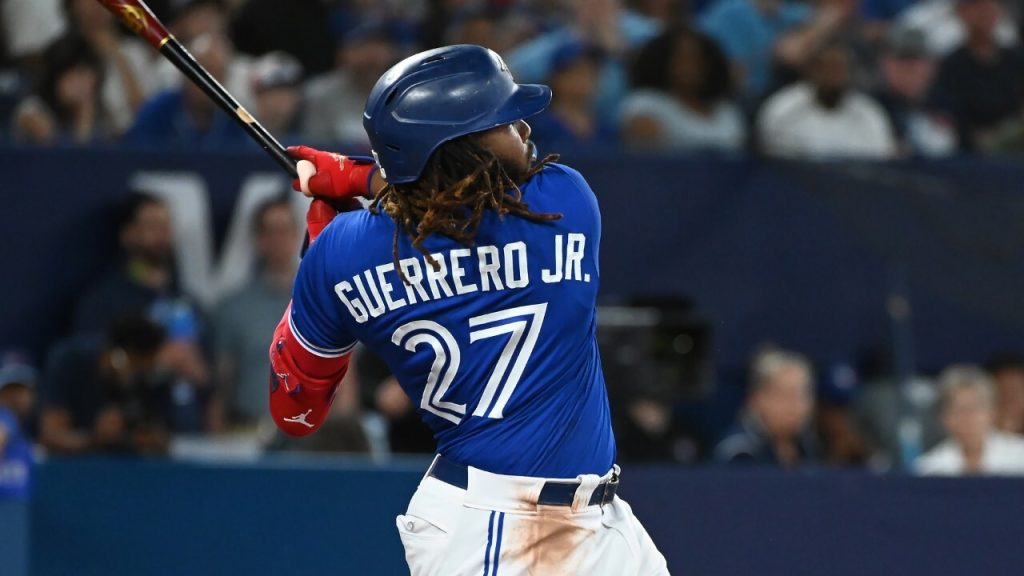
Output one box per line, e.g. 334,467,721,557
268,305,351,436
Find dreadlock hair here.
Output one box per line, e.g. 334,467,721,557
369,134,563,281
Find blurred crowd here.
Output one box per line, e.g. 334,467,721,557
1,0,1024,157
1,189,1023,481
4,0,1024,486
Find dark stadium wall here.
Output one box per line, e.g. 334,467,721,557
22,458,1024,576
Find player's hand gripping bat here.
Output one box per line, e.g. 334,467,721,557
96,0,301,179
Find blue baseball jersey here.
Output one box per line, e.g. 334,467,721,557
290,163,615,478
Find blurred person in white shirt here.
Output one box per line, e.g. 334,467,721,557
1,0,66,71
916,364,1024,476
620,26,745,152
757,39,896,159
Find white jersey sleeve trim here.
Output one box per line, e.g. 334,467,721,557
288,310,356,358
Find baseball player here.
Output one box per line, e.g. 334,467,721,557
268,44,669,575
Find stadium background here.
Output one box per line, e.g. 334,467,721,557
3,0,1024,574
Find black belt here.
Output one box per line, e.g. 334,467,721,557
426,456,619,507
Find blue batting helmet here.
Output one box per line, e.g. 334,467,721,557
362,44,552,184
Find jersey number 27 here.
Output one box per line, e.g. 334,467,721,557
390,303,547,425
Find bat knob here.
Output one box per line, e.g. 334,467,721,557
296,160,317,197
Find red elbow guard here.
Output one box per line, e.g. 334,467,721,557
268,309,351,436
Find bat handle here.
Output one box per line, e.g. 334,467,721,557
160,40,298,178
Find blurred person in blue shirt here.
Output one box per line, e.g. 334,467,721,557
0,352,34,498
528,41,617,151
123,32,249,149
505,0,661,118
620,26,745,152
715,347,820,467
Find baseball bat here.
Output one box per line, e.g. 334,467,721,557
96,0,298,178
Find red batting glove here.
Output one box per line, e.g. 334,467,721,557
288,145,378,202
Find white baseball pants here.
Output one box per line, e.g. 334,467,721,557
396,461,670,576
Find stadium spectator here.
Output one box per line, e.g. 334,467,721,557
168,0,229,44
528,41,614,150
76,194,178,333
897,0,1018,57
438,7,513,54
146,1,255,102
301,24,400,147
249,52,304,138
620,26,744,152
73,193,210,431
11,34,112,144
211,197,299,430
815,363,873,466
926,0,1024,152
0,352,34,432
916,364,1024,476
988,354,1024,434
124,33,250,148
1,0,66,139
229,0,335,76
872,25,957,157
852,348,944,470
698,0,853,101
714,348,819,467
0,351,34,498
39,315,172,455
0,0,67,81
505,0,661,119
757,40,896,159
65,0,159,134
